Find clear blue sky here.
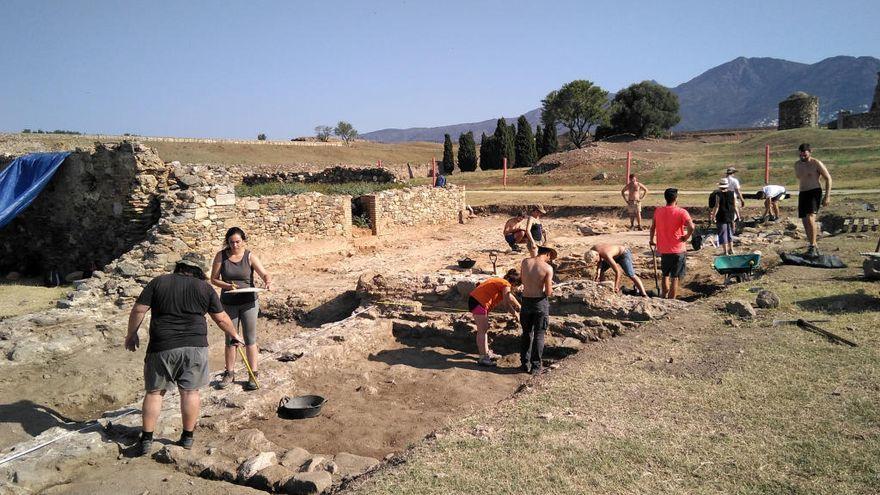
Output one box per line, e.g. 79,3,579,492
1,0,878,139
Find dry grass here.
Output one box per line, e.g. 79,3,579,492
347,233,880,494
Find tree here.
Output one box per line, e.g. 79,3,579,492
543,124,558,155
514,115,537,168
257,133,267,141
479,132,501,170
333,121,358,146
609,81,681,138
493,118,515,168
541,80,608,148
314,125,333,142
535,124,545,158
458,132,478,172
441,133,455,174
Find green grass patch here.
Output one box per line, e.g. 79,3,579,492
0,283,67,318
235,181,407,197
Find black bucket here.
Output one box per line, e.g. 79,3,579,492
278,395,327,419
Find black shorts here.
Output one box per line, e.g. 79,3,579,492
798,188,823,218
660,253,687,278
468,296,482,312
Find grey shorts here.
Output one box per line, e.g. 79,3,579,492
224,300,259,346
600,249,636,278
144,346,209,391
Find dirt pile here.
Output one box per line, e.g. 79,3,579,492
527,143,644,181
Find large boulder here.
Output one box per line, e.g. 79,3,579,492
725,300,757,319
332,452,380,477
755,290,780,309
280,471,332,495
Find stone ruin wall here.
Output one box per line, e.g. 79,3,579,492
236,193,351,240
0,143,169,277
832,110,880,129
370,185,466,235
778,94,819,130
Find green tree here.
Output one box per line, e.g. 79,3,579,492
544,124,558,155
541,80,608,148
458,131,478,172
535,124,545,158
314,125,332,142
333,121,358,146
609,81,681,138
257,133,267,141
493,118,515,167
441,133,455,174
479,132,501,170
514,115,537,167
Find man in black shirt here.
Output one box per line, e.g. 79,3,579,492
125,252,241,456
709,178,740,255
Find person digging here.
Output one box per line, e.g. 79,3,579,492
756,184,787,222
585,243,648,297
467,269,522,367
502,212,527,252
125,252,243,456
519,246,556,374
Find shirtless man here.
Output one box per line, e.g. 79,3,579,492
621,174,649,230
794,143,832,257
519,246,555,374
585,243,648,296
502,212,526,252
523,205,548,257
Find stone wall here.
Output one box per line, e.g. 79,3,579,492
241,166,398,186
370,185,465,235
830,110,880,129
778,92,819,130
236,193,351,239
0,143,169,276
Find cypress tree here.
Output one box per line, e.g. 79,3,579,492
458,132,478,172
535,124,545,158
479,132,497,170
514,115,537,168
441,133,455,174
494,118,515,167
544,124,558,155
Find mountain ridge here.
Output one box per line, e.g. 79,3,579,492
361,56,880,142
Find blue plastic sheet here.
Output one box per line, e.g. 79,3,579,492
0,152,71,229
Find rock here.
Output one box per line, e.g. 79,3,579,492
230,429,278,454
116,261,144,277
247,464,295,492
279,447,311,469
155,445,215,477
592,172,609,180
238,451,278,479
64,271,84,283
332,452,380,477
300,456,325,473
280,471,332,495
755,290,779,309
725,300,756,319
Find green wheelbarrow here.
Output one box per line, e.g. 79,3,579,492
713,253,761,284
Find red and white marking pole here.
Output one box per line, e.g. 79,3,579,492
502,157,508,187
764,144,770,184
432,157,437,186
625,151,632,183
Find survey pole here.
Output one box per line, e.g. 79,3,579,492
502,157,508,187
764,145,770,184
625,151,632,183
432,157,437,186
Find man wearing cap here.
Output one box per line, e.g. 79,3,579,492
519,245,555,374
621,174,649,230
709,178,739,255
794,143,832,257
125,252,243,456
649,188,695,299
585,243,648,296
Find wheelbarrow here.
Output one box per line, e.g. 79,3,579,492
713,253,761,284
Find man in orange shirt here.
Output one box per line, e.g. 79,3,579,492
649,188,695,299
468,269,522,367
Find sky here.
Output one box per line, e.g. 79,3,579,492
1,0,878,139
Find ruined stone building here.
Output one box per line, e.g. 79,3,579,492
829,72,880,129
777,92,819,130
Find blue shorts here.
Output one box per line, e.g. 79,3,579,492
717,222,734,245
599,249,636,278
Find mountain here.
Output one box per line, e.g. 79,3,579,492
360,56,880,141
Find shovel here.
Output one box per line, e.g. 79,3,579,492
649,244,661,295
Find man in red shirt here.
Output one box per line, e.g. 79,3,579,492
649,188,695,299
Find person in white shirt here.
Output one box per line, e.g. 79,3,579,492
725,167,745,209
756,185,787,221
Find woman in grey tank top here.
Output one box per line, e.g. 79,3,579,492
210,227,272,391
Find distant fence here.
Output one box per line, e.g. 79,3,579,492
3,132,344,147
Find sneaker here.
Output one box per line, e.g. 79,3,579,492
806,245,819,258
217,370,234,389
243,371,259,391
136,438,153,457
177,435,194,450
477,356,497,367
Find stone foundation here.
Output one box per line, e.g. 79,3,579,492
369,185,465,235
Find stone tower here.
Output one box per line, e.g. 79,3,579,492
778,92,819,130
871,72,880,113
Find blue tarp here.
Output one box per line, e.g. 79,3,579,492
0,152,71,229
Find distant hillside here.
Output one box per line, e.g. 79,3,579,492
361,56,880,141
